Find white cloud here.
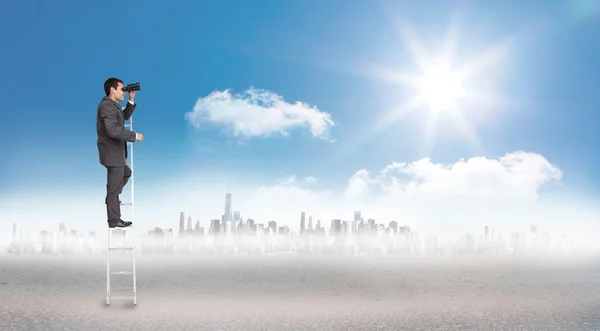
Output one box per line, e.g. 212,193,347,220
344,151,563,204
1,151,599,248
184,87,335,140
326,151,570,235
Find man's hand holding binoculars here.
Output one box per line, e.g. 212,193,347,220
121,82,143,142
132,93,143,142
128,90,136,103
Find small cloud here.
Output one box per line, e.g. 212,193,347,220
185,87,335,140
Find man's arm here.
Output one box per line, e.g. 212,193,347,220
122,99,136,121
99,103,137,142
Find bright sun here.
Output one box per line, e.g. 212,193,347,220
416,62,465,112
360,16,514,155
329,15,519,162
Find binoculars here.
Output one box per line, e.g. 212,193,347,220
122,82,141,92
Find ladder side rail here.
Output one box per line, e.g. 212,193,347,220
129,115,137,305
106,228,111,305
106,115,137,307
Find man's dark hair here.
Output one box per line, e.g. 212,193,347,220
104,77,123,96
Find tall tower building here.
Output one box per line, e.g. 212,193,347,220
224,192,232,222
484,225,489,244
367,218,375,229
179,212,185,236
332,219,341,234
300,212,306,234
269,221,277,233
210,219,221,234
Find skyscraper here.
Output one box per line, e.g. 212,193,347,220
210,219,220,234
12,223,16,244
224,192,232,222
269,221,277,233
179,212,185,236
300,212,306,233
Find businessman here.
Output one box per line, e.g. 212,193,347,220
96,77,144,228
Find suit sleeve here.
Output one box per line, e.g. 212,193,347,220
122,101,136,120
99,103,137,142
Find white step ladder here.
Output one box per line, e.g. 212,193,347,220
106,116,137,306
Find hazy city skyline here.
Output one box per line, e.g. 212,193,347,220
2,183,600,250
5,186,598,257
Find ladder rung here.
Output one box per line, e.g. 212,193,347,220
110,226,133,231
109,296,134,300
109,247,134,251
120,202,133,206
124,123,131,127
110,271,133,275
126,161,133,164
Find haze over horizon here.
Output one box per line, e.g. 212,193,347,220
1,0,600,248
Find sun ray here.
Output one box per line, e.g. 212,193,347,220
360,62,421,88
392,21,433,73
375,94,425,131
441,13,462,65
454,38,514,83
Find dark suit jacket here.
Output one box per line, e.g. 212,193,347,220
96,96,137,167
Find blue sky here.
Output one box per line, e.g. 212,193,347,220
1,0,599,243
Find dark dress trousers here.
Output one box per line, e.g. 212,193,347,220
96,96,137,223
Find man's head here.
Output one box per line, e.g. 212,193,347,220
104,77,125,102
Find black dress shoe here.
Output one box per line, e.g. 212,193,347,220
108,219,133,228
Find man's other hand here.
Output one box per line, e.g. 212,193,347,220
136,133,144,142
128,90,136,102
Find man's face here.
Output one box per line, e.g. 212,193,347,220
112,82,125,102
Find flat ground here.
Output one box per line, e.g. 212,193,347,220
1,253,600,330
